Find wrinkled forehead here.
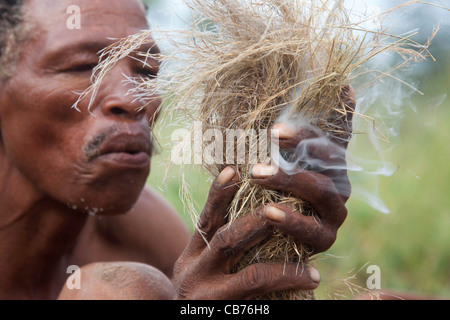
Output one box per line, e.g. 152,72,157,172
23,0,149,49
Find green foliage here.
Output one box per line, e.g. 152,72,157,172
316,89,450,298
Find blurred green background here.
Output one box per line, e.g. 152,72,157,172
144,0,450,299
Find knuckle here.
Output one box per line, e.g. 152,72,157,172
202,186,236,218
317,228,337,252
280,172,295,190
337,205,348,226
211,227,233,253
205,191,223,213
318,177,344,207
320,175,337,197
242,264,267,292
301,220,320,243
332,171,351,197
325,229,337,248
176,276,202,300
173,258,184,276
176,280,191,300
304,222,336,253
196,212,212,232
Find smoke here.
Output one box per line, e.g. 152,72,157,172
272,61,446,215
268,0,447,214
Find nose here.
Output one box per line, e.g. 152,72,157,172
101,94,147,121
97,63,160,122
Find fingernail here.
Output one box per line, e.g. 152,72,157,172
265,206,286,223
217,167,236,186
309,267,321,283
251,164,277,179
272,123,296,140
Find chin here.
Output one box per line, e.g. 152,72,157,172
59,160,150,216
78,195,139,216
99,187,145,216
66,180,146,216
93,203,136,216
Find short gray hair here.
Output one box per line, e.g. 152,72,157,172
0,0,27,81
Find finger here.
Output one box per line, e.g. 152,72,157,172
223,263,320,300
272,122,346,171
272,86,355,150
251,164,347,228
264,205,337,253
278,137,351,201
270,121,351,201
188,166,240,255
205,208,273,270
271,122,323,151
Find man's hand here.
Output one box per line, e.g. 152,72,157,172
252,85,355,254
172,167,321,300
172,86,355,299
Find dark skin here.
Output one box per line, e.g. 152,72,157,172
0,0,354,300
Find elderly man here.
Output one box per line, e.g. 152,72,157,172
0,0,353,299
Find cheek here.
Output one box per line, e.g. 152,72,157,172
1,111,88,194
1,81,93,195
1,76,150,214
146,96,162,124
2,86,84,157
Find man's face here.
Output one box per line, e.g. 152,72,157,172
0,0,161,214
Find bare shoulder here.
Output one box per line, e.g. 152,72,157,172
58,262,175,300
127,186,192,268
129,185,190,237
72,186,191,277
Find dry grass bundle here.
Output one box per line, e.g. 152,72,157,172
77,0,444,300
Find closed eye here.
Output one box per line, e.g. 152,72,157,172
136,67,158,79
64,63,98,73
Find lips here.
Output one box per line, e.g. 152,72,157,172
93,133,152,168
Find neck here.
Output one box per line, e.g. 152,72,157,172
0,153,87,299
